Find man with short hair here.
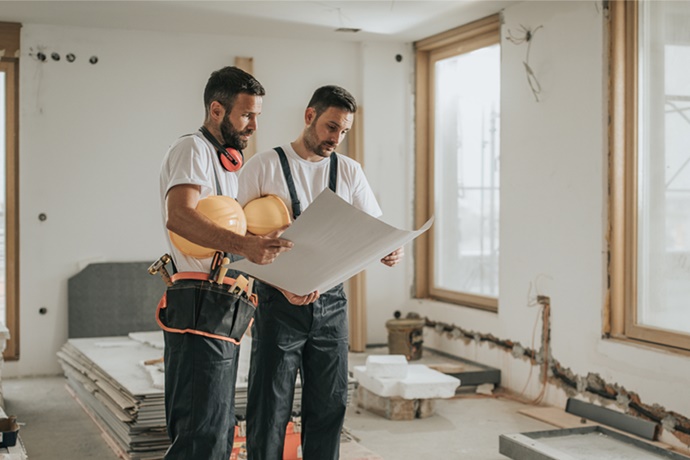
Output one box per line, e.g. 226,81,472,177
158,66,292,459
238,85,403,459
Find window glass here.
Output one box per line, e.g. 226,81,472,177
636,1,690,335
433,44,501,297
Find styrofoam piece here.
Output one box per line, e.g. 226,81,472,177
353,365,399,397
398,365,460,399
353,364,461,399
365,355,408,379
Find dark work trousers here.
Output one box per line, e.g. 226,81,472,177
163,271,244,460
246,283,349,460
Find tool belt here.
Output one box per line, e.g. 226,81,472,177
156,272,258,345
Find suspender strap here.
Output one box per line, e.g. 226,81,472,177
275,147,302,218
274,147,339,219
329,151,338,194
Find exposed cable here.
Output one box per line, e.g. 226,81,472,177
506,24,544,102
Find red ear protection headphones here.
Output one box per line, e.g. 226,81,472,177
199,126,244,172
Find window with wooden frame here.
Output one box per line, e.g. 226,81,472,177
0,22,20,360
609,0,690,351
414,15,501,311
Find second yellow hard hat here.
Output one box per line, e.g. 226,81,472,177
243,195,292,235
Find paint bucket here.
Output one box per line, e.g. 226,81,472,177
385,312,425,360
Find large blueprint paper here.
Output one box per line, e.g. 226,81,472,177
229,189,433,295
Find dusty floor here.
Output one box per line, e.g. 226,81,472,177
2,351,553,460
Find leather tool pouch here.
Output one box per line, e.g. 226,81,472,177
156,279,256,344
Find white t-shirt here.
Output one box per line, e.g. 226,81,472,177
237,144,382,219
159,132,239,273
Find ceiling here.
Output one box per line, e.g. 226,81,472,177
0,1,517,43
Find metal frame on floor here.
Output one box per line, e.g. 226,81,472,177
499,425,690,460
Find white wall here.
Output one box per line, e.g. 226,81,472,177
8,24,362,376
358,41,416,345
409,0,690,433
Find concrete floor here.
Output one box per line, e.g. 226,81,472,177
347,393,556,459
345,348,554,459
2,375,553,460
4,376,119,460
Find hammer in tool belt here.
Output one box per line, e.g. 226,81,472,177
148,254,173,287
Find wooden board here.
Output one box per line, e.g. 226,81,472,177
518,406,598,429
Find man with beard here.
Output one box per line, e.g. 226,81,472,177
237,85,404,460
158,66,293,459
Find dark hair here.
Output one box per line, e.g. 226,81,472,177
307,85,357,119
203,66,265,116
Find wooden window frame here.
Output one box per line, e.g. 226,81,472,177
608,0,690,351
414,14,501,311
0,22,20,360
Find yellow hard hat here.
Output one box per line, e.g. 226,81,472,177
169,195,247,258
243,195,292,236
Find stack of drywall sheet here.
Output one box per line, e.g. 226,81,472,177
57,335,170,460
58,332,355,460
